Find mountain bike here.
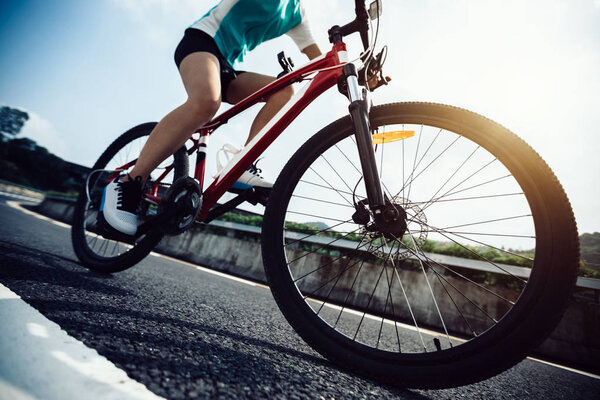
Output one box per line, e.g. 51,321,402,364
71,0,579,389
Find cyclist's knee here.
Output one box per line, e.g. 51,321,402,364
186,96,220,124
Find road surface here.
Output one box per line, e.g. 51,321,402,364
0,192,598,399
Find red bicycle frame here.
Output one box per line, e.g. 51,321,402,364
165,41,350,222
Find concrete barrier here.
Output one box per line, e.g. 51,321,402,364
30,196,600,372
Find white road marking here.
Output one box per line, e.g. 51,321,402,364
0,190,42,202
0,284,166,400
7,201,600,380
7,201,71,229
150,252,258,287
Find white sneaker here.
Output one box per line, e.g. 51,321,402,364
216,144,273,191
99,174,143,236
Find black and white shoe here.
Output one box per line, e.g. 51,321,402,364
216,143,273,191
99,174,143,236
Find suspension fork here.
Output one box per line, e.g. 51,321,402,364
343,64,386,215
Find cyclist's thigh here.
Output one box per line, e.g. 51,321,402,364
179,52,222,103
226,72,276,104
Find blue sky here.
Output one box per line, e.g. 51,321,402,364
1,0,599,233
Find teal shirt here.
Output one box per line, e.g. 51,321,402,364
191,0,308,68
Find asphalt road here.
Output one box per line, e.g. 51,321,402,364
0,193,598,400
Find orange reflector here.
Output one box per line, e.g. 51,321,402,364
372,130,415,144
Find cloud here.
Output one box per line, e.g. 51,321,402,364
109,0,203,45
16,109,69,160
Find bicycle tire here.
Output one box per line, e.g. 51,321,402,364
71,122,189,273
262,102,579,388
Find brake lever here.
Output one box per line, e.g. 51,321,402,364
277,51,294,78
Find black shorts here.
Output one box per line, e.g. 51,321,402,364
174,28,245,103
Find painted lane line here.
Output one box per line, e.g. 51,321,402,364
8,201,599,380
0,284,166,400
525,357,600,380
149,252,258,287
7,201,71,229
0,190,42,202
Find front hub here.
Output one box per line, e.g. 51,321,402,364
373,202,408,240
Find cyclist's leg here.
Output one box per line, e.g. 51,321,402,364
226,72,294,145
129,52,222,184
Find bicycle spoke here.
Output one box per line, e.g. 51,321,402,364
412,192,523,204
406,124,424,202
441,214,532,230
388,242,428,352
378,245,402,351
404,245,516,305
308,167,354,206
314,234,370,316
284,219,354,246
421,145,481,211
335,143,362,176
302,241,386,301
291,231,368,282
402,128,442,193
286,210,351,224
405,233,452,347
298,180,354,197
397,239,499,324
352,255,388,341
426,173,511,207
441,231,535,239
414,221,531,281
291,194,354,208
401,135,461,196
319,154,355,194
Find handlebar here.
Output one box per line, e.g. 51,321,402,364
328,0,372,50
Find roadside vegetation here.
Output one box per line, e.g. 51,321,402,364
217,212,599,278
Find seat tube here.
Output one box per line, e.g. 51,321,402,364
343,64,385,210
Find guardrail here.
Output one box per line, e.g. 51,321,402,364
209,219,600,291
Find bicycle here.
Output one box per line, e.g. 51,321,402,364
71,0,579,389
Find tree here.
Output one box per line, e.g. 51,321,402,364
0,106,29,140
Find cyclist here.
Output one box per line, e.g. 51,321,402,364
100,0,322,235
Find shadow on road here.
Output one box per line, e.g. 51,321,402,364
0,237,433,399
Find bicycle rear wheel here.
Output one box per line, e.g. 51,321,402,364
71,122,189,273
262,102,579,388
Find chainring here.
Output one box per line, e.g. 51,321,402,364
158,177,202,236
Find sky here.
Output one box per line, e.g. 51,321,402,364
1,0,599,234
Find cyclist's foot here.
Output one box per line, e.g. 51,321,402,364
231,163,273,191
216,144,273,191
99,174,143,236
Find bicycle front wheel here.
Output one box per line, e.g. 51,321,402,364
262,102,578,388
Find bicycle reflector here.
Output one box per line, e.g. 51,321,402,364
371,130,415,144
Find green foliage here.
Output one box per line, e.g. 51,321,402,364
0,138,82,194
580,232,600,273
218,212,264,227
0,106,29,138
416,239,534,268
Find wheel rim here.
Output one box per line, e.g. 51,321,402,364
278,117,538,357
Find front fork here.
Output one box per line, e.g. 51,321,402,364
343,64,386,217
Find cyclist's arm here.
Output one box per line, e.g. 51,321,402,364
286,2,320,60
301,43,322,60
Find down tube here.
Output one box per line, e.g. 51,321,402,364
199,69,342,220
